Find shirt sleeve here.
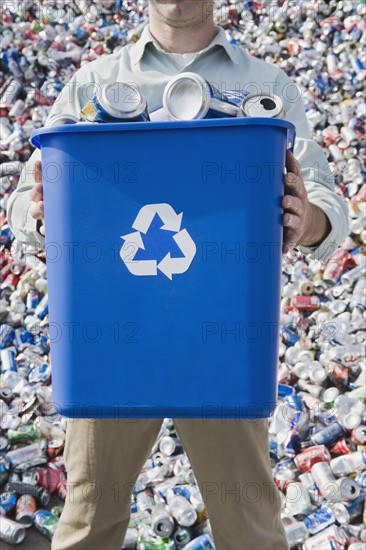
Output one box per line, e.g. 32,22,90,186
6,69,90,248
276,70,350,263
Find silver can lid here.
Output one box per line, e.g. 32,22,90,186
163,72,207,120
100,82,146,119
240,92,284,118
46,113,80,126
337,477,360,501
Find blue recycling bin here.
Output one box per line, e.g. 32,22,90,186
31,117,295,419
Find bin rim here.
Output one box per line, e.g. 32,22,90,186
30,116,296,150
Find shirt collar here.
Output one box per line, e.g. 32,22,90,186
130,25,239,65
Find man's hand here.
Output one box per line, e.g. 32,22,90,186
282,150,331,254
29,161,45,236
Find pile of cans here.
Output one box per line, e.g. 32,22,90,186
1,1,365,548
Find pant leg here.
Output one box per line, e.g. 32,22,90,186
52,417,162,550
173,418,288,550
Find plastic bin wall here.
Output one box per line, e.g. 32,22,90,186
31,117,295,419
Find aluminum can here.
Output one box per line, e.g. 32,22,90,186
331,494,365,524
0,348,17,372
302,524,347,549
122,527,138,549
294,445,331,473
355,472,366,490
33,510,58,540
286,482,312,515
351,426,366,445
6,443,44,468
291,295,320,311
80,82,149,123
173,527,192,548
163,72,239,120
283,520,308,548
0,516,26,545
0,492,17,515
311,462,337,500
330,451,366,476
183,534,215,550
15,494,36,528
136,489,155,512
0,324,14,349
151,504,175,538
323,250,351,283
159,436,183,457
238,92,285,119
167,494,197,527
303,506,335,535
46,113,80,126
5,481,50,506
310,422,344,446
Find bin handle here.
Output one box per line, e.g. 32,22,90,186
30,133,41,150
287,127,296,153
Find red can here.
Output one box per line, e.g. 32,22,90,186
322,249,350,283
37,467,65,494
294,445,331,473
274,468,296,492
330,438,356,455
351,426,366,445
290,295,320,311
15,495,36,528
57,479,67,500
47,439,65,459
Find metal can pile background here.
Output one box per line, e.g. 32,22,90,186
1,1,365,548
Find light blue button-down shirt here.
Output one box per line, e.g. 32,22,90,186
7,25,349,262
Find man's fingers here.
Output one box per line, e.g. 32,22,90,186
38,200,44,217
29,202,44,220
31,182,43,202
282,227,298,254
284,173,306,199
286,150,302,178
283,212,301,230
282,195,303,215
34,161,42,184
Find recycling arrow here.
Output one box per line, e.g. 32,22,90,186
132,203,183,233
120,203,196,279
157,229,196,280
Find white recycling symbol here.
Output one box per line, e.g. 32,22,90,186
119,203,196,280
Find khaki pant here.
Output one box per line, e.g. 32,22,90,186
51,418,289,550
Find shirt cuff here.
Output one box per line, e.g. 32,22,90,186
23,203,46,248
296,202,342,263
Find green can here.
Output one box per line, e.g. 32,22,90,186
137,536,175,550
33,510,58,540
7,424,37,442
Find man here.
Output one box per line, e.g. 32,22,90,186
7,1,349,549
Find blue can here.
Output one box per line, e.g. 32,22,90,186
14,328,34,349
28,363,51,384
310,422,344,446
26,289,40,312
354,472,366,490
0,492,17,515
183,534,215,550
35,295,48,320
0,348,17,372
0,325,14,349
0,226,13,245
303,506,335,535
0,456,10,484
80,82,150,123
278,384,295,398
349,117,364,131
